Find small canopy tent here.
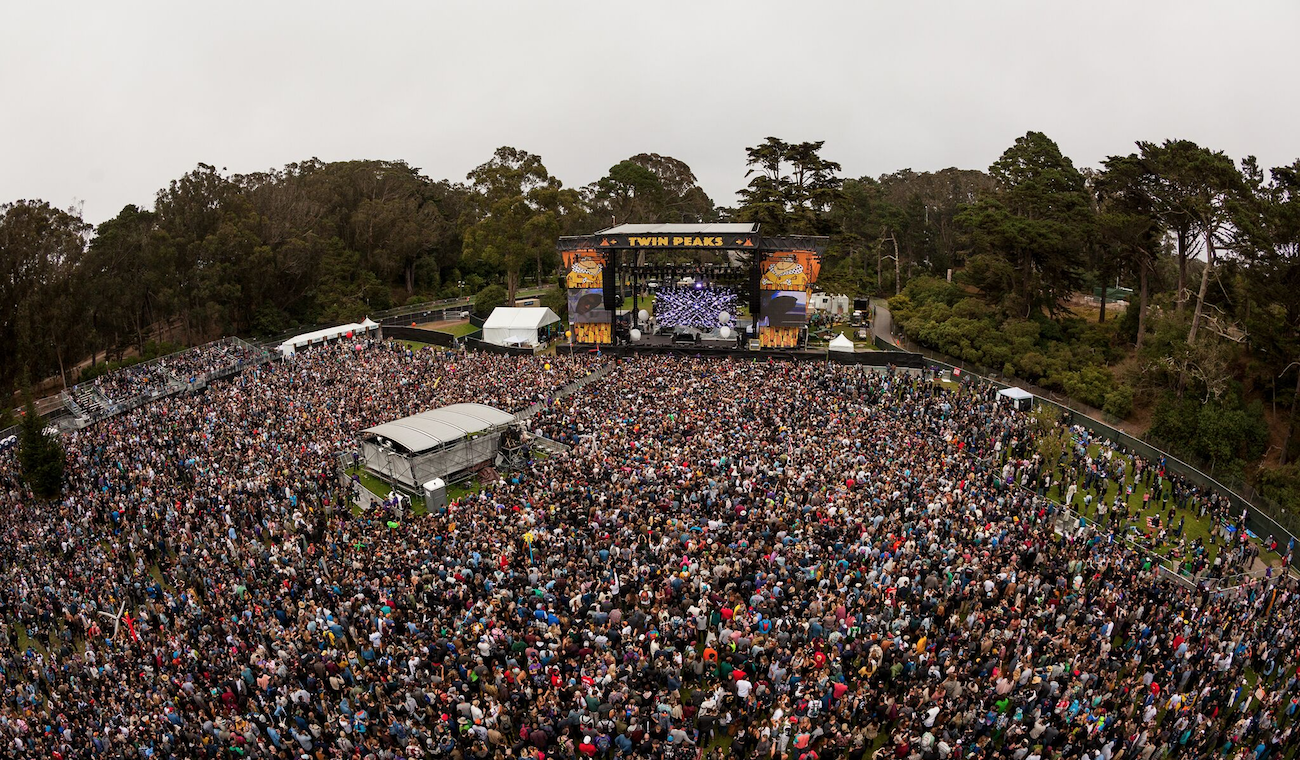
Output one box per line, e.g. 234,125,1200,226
482,307,561,348
997,386,1034,411
828,333,856,354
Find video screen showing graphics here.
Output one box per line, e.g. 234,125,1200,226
758,290,808,328
654,286,738,330
568,288,611,324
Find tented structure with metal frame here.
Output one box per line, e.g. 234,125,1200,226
997,386,1034,411
277,318,379,357
359,403,515,490
482,307,561,348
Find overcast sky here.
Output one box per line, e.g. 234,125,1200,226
3,1,1298,225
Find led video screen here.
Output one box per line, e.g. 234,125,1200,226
759,290,808,328
654,286,738,330
568,288,611,324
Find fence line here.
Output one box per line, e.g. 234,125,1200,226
554,342,928,368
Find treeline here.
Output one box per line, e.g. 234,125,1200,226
0,149,715,395
875,133,1300,502
3,134,1300,492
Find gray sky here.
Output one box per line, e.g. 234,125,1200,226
3,1,1298,225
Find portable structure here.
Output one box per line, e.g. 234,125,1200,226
997,387,1035,412
277,318,379,357
422,478,448,513
828,333,856,354
481,307,561,348
810,293,852,316
360,403,515,489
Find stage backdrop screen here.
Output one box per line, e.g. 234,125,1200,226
568,288,612,324
654,286,738,330
759,290,808,328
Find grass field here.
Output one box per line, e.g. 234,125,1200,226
437,322,480,338
620,295,654,313
1038,441,1285,570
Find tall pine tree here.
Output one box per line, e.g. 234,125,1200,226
18,395,64,499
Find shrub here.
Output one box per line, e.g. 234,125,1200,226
1102,385,1134,419
474,284,507,317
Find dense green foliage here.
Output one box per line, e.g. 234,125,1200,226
890,277,1124,410
473,285,507,318
17,397,64,498
1148,392,1269,479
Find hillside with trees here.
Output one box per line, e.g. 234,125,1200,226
3,134,1300,510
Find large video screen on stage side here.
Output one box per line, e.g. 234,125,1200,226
655,286,738,330
568,288,612,324
758,290,808,328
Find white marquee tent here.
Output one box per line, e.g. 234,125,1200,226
482,307,560,348
828,333,856,353
277,318,379,357
997,386,1034,411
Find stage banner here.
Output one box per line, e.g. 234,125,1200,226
759,251,820,291
564,249,605,289
759,326,802,348
595,233,758,250
573,323,611,344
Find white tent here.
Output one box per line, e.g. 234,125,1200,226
997,386,1034,411
277,319,380,357
828,333,856,353
482,307,560,348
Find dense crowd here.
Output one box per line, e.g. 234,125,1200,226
0,346,1297,760
92,363,175,405
162,341,270,384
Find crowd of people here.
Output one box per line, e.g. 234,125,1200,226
161,341,270,385
0,344,1296,760
70,340,272,417
91,363,176,405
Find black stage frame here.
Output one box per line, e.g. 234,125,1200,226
557,225,828,345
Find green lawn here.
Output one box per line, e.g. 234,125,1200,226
346,466,427,515
1037,441,1286,571
437,322,480,338
620,295,654,313
395,339,436,351
447,478,484,502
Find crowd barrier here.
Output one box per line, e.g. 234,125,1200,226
381,326,459,348
555,343,927,368
464,337,534,356
381,327,537,356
